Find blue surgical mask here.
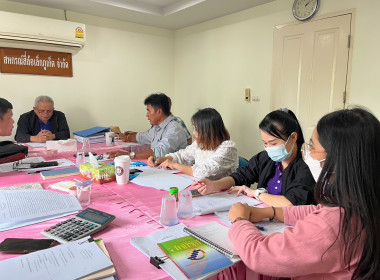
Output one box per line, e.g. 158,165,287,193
265,135,294,162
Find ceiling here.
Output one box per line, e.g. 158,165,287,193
8,0,275,30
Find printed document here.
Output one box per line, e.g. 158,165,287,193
192,192,261,215
131,167,193,191
215,210,292,235
0,237,113,280
0,190,82,231
0,157,74,173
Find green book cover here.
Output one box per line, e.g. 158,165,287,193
158,235,233,279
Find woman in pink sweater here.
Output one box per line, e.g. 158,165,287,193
227,107,380,280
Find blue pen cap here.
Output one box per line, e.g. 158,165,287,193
75,180,92,187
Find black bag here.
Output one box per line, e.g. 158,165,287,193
0,141,28,164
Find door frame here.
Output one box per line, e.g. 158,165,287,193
271,9,356,109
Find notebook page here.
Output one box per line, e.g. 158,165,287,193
0,190,82,231
184,222,238,257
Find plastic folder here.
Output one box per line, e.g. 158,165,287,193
73,126,110,137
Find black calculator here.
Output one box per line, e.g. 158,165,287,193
41,208,115,243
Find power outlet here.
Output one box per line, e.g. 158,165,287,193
245,88,251,102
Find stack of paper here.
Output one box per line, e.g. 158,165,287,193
74,126,110,144
0,189,82,231
0,237,115,280
0,183,43,190
74,134,106,144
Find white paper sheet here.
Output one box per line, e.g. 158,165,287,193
0,189,82,231
15,158,75,172
26,142,47,148
130,223,238,280
0,237,113,280
184,222,238,257
215,210,292,235
0,157,45,173
192,192,261,215
131,167,193,191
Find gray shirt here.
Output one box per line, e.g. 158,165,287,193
136,114,188,157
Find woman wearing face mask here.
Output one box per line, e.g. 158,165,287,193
227,107,380,279
195,108,315,207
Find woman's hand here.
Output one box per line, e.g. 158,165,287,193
147,156,166,167
193,179,218,195
227,185,256,197
159,159,175,170
228,203,251,222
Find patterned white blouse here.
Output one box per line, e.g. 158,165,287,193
166,140,238,180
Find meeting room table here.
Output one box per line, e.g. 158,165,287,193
0,141,260,280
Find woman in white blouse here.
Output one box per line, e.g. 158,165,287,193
147,108,238,180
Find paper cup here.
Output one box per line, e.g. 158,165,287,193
105,132,115,147
114,155,130,185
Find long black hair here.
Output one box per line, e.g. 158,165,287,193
315,107,380,279
259,108,304,151
191,108,230,150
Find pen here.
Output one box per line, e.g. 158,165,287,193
28,170,49,175
153,148,156,163
255,225,265,231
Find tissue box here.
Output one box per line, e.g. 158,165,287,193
79,163,115,184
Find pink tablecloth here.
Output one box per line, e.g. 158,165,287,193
0,143,245,280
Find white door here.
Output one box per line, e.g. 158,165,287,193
271,13,352,140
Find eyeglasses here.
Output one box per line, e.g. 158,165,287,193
36,109,53,115
301,142,326,160
12,160,32,170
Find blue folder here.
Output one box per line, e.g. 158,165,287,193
73,126,110,137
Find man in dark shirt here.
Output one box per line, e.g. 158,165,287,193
15,95,70,143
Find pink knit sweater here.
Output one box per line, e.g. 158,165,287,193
228,205,363,280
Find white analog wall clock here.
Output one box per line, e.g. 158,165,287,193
293,0,320,21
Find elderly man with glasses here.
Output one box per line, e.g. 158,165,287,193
15,95,70,143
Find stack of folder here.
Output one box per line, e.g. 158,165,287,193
73,126,110,144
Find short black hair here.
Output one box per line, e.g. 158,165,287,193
144,93,171,116
0,98,13,120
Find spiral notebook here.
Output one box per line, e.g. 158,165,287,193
183,222,238,258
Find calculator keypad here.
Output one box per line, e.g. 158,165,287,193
41,218,100,243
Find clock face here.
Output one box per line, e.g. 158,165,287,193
293,0,320,21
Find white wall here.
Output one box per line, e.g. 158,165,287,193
174,0,380,158
1,0,380,158
0,0,174,140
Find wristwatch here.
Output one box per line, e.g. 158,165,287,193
130,152,136,159
255,188,268,201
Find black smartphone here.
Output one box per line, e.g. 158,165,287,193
73,152,97,157
130,168,143,174
30,161,58,168
0,238,56,254
190,189,202,197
